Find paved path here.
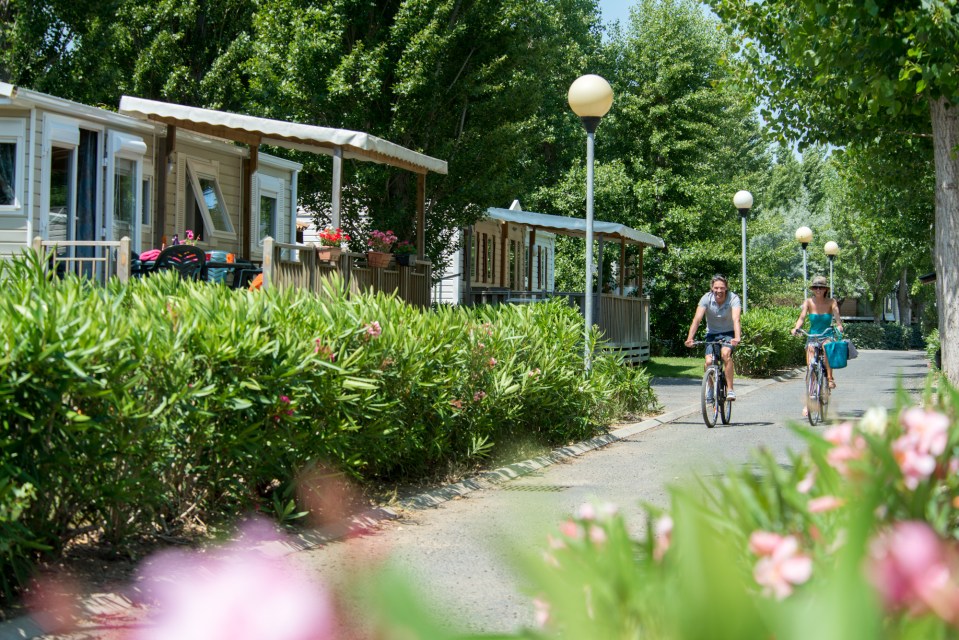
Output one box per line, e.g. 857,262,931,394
6,350,929,639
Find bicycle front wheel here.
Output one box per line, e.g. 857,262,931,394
701,367,719,428
817,364,829,421
720,379,732,425
805,365,822,426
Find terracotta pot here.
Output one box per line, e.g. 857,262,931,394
316,246,342,262
394,253,416,267
366,250,392,268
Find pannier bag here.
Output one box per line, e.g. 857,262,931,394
824,339,849,369
846,339,859,360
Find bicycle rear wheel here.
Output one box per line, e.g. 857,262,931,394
701,368,719,428
805,365,822,426
817,364,829,421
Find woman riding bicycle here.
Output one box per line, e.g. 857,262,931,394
791,274,845,400
685,274,742,400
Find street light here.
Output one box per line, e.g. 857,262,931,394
568,74,613,371
795,226,813,299
824,241,839,296
733,190,753,313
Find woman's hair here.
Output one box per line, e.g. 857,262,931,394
710,274,728,286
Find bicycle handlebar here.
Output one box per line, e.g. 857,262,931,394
792,328,840,343
689,338,738,347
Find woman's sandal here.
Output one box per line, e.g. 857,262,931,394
828,378,837,389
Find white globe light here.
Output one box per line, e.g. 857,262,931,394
733,190,754,209
795,226,813,244
568,75,614,118
824,241,840,256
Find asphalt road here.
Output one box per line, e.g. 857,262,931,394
299,349,929,636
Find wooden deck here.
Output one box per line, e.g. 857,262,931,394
262,238,432,308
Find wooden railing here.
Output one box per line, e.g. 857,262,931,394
31,236,132,284
262,238,432,308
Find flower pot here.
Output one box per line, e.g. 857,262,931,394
316,246,342,262
394,253,416,267
366,250,392,268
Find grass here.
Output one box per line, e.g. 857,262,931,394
641,356,705,380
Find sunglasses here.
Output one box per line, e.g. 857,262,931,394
811,286,828,290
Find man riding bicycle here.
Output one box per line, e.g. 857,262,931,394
685,274,742,400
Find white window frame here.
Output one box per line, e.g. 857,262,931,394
184,156,235,240
0,118,26,214
40,115,80,241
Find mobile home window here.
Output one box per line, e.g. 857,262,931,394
185,158,235,237
0,119,25,210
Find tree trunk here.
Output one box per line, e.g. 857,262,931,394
931,97,959,385
897,266,911,326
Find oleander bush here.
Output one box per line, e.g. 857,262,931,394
734,306,806,377
0,254,654,600
926,329,941,369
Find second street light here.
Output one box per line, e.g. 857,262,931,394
568,74,613,372
824,241,839,295
734,190,753,313
796,226,813,299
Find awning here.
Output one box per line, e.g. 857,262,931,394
485,207,665,248
118,96,448,175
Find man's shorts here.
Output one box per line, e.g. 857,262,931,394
704,331,735,359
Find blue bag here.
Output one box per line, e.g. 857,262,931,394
824,340,848,369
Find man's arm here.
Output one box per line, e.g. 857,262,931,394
685,305,707,347
731,305,742,345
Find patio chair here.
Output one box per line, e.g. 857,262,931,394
151,245,206,281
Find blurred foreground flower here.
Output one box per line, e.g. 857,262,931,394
131,518,335,640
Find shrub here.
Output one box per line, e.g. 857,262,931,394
734,306,806,377
926,329,941,369
0,255,655,599
844,322,886,349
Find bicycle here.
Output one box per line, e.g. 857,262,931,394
794,329,838,426
690,338,735,428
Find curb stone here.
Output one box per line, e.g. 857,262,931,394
0,371,800,639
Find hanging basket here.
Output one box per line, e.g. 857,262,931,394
316,245,342,262
366,250,392,268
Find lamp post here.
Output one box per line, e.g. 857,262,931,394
795,226,813,299
733,190,753,313
824,241,839,295
568,74,613,371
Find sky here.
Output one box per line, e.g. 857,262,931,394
597,0,633,26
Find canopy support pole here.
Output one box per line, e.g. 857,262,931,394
416,173,426,256
331,147,343,228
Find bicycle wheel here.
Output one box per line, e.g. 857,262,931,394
817,363,829,421
720,375,732,425
701,367,719,428
805,365,821,426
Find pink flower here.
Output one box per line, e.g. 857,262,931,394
473,390,487,402
279,395,291,405
364,321,382,338
449,399,464,410
752,534,813,600
575,503,596,521
749,531,785,557
533,596,551,628
893,440,938,490
130,518,335,640
797,470,816,494
488,357,497,368
823,422,866,476
653,515,673,562
559,520,583,540
588,525,607,545
807,495,845,513
867,521,959,622
900,408,949,456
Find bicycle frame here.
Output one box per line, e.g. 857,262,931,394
692,339,734,428
795,329,836,425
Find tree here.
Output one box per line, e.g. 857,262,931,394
707,0,959,383
531,0,768,353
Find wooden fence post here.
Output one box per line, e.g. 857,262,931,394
262,236,274,290
118,237,131,283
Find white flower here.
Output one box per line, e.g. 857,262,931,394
859,406,889,436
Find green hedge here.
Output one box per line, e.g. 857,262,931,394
0,255,654,599
843,323,924,350
734,306,807,377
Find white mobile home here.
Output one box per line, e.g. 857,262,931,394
0,83,300,264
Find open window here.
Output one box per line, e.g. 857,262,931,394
184,157,235,241
0,118,25,212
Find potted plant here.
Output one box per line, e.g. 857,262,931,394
366,229,397,268
392,240,416,267
315,226,349,262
